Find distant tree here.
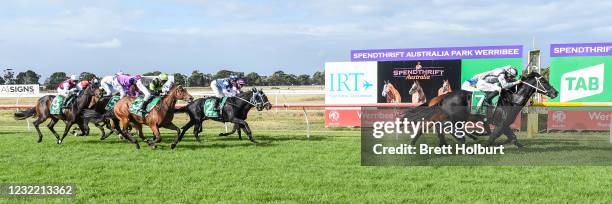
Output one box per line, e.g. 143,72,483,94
3,69,15,85
44,72,67,90
143,71,162,76
245,72,261,86
79,72,97,81
297,74,311,85
267,71,287,86
173,73,187,86
214,69,244,79
0,76,4,85
312,70,324,85
202,73,213,86
15,70,41,84
187,70,205,87
286,74,298,85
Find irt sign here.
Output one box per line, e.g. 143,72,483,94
325,61,377,104
328,72,372,92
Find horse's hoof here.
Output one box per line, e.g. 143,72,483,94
171,144,177,149
57,140,62,144
218,133,226,137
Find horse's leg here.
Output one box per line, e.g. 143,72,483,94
436,132,449,147
237,124,242,140
132,123,147,142
193,120,204,143
171,122,189,149
148,125,161,149
59,121,75,144
32,116,48,143
162,122,180,144
485,126,503,146
502,126,523,148
47,118,61,143
410,130,423,145
119,119,140,149
219,123,238,137
96,122,108,140
230,119,256,144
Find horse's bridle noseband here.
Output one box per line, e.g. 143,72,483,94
521,76,548,93
234,91,270,110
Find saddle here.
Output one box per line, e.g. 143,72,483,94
128,96,162,116
202,97,228,118
105,95,121,111
50,96,66,115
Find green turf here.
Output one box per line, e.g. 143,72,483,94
1,110,612,203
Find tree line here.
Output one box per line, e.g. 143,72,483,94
0,69,324,90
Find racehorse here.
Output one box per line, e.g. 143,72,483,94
112,85,193,149
381,81,401,103
437,80,452,96
404,71,557,148
172,88,271,149
14,83,100,144
409,80,426,104
80,94,123,140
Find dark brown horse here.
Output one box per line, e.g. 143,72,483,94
113,85,193,149
14,83,100,144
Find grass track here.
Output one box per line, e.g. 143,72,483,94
1,110,612,203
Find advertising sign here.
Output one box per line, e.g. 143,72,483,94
325,61,378,104
0,84,40,97
549,42,612,102
325,61,378,127
377,60,461,103
547,42,612,131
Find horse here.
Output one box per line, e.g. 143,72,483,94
14,83,100,144
381,81,401,103
80,94,124,140
404,71,558,148
112,85,193,149
409,80,426,104
172,88,272,149
437,80,452,96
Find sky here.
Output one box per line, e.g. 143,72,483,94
0,0,611,79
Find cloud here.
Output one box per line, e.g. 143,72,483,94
79,38,122,48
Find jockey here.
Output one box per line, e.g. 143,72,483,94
115,74,139,98
57,75,79,108
463,65,522,114
136,73,169,113
100,72,126,96
211,76,242,97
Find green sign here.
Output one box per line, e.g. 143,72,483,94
461,58,523,110
549,56,611,102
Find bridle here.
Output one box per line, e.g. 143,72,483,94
234,91,270,109
521,76,549,93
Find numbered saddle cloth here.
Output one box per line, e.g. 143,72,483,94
470,91,499,115
105,95,121,111
202,97,228,118
50,95,65,115
128,96,161,116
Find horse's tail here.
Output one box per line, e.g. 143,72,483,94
402,102,440,121
14,108,36,120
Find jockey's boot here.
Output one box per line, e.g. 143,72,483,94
63,95,74,108
482,91,498,121
140,98,152,116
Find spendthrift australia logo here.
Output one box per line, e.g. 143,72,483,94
560,63,604,102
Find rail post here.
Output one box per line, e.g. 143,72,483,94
527,113,538,138
302,107,310,139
